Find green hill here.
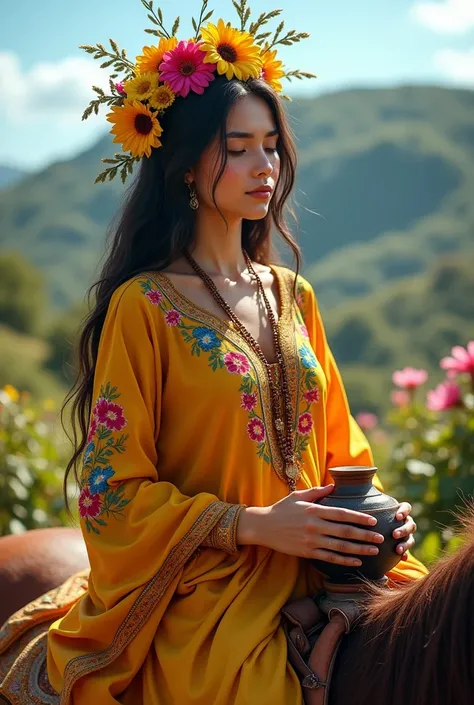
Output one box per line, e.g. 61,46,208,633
0,85,473,309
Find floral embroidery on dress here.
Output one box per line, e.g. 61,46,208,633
141,278,274,464
79,382,131,534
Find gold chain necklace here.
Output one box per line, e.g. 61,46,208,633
184,249,300,490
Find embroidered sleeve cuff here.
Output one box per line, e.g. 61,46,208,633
201,503,246,553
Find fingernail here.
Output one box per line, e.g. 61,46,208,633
375,534,384,543
394,530,401,538
397,545,404,554
352,559,362,566
396,513,403,520
368,517,377,526
368,547,379,555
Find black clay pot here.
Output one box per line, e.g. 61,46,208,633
311,466,404,584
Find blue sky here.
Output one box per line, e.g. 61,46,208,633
1,0,473,170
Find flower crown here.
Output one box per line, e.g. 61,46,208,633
81,0,316,183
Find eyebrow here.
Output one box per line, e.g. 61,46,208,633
225,129,279,138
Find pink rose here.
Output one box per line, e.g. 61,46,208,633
355,412,378,431
440,342,474,379
392,367,428,390
391,390,410,408
426,381,462,411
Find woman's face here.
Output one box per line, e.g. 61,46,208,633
187,94,281,222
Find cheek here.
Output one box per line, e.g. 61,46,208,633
213,163,246,202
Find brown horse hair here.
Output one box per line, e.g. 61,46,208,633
346,504,474,705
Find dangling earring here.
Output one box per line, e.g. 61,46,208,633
187,182,199,210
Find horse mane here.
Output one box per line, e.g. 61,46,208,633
347,505,474,705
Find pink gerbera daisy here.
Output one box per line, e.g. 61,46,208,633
298,412,313,435
247,417,265,443
159,40,216,98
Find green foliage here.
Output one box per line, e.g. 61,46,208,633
0,386,72,536
0,251,46,335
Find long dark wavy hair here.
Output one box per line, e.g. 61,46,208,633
61,75,301,504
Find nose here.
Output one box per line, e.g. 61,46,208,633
253,150,274,178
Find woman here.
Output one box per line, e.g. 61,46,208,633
46,6,427,704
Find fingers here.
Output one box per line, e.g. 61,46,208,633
319,535,380,557
393,516,416,540
294,484,335,502
313,505,378,527
396,533,415,556
396,502,412,521
312,548,363,568
316,519,385,545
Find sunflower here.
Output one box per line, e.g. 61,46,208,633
200,19,262,81
136,37,179,75
260,49,285,92
123,72,158,102
106,101,163,158
149,84,176,111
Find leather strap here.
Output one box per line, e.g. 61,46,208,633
282,599,361,705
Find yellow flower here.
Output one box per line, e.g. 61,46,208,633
148,84,176,111
260,49,285,92
123,72,158,102
2,384,19,403
200,19,262,81
106,101,163,158
136,38,179,75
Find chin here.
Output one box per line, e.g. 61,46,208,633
241,205,271,221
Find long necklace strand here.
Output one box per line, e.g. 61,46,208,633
184,250,300,490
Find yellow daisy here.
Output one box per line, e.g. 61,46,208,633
149,84,176,111
200,19,262,81
260,49,285,92
106,101,163,158
123,72,158,102
136,37,179,75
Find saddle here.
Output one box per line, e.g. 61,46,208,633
281,591,363,705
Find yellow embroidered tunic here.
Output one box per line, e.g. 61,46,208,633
47,266,427,704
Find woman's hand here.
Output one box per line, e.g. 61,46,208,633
237,485,386,566
393,501,416,561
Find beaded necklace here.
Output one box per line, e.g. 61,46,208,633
185,250,300,490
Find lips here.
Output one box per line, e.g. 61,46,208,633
246,185,273,195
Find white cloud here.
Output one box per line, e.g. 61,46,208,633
411,0,474,34
433,47,474,82
0,52,109,123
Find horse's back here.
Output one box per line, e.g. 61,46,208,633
0,527,89,625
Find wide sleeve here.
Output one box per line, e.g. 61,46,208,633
296,275,427,582
47,277,244,699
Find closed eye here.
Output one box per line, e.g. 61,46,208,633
228,148,278,156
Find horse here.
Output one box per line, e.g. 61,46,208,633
0,512,472,705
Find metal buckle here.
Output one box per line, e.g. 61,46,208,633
302,673,326,689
